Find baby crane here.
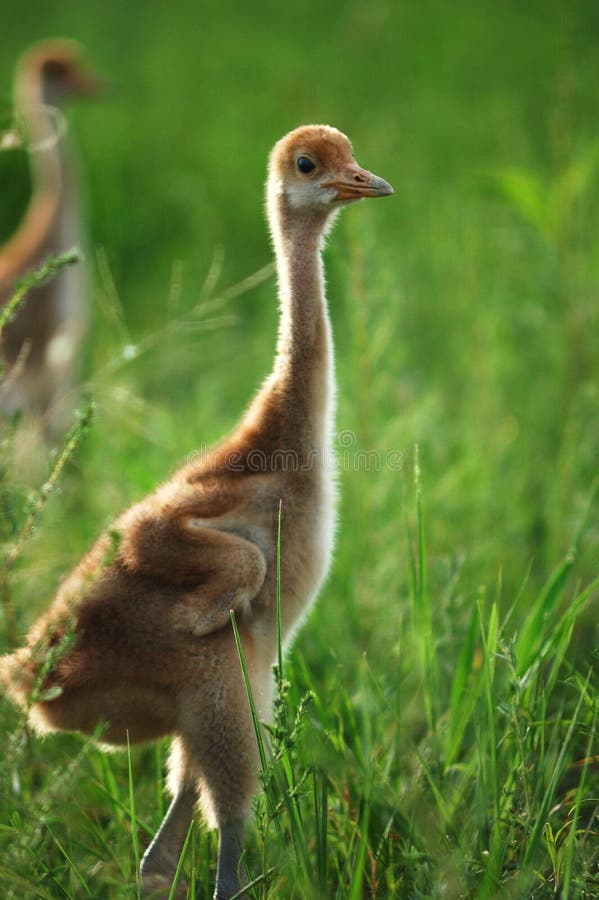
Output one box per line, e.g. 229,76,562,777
0,125,393,898
0,40,101,423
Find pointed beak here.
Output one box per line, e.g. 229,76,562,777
322,162,394,201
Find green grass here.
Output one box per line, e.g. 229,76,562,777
1,0,598,896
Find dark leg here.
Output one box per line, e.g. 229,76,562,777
214,821,246,900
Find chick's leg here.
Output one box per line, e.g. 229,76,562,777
214,821,246,899
140,786,196,898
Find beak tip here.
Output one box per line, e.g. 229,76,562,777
367,173,394,198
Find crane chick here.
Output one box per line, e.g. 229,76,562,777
0,125,393,899
0,40,101,428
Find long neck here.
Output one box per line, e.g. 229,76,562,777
0,63,64,289
234,192,336,462
270,195,335,451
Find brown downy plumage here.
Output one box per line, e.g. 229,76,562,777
0,39,101,427
0,124,393,899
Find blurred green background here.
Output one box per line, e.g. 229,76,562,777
1,1,598,896
1,0,597,597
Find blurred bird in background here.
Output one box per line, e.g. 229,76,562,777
0,39,102,433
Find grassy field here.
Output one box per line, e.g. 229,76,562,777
1,0,598,896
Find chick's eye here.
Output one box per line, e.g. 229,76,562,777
297,156,315,174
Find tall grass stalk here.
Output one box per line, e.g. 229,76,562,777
407,447,440,739
125,733,140,889
0,249,80,339
0,398,93,648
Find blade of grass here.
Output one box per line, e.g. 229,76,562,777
444,600,484,768
230,613,268,776
276,499,283,684
415,746,452,829
313,768,328,893
46,825,93,896
167,819,194,900
126,731,140,887
477,599,503,899
516,481,597,677
560,706,598,898
522,670,592,871
344,795,371,900
515,552,576,677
